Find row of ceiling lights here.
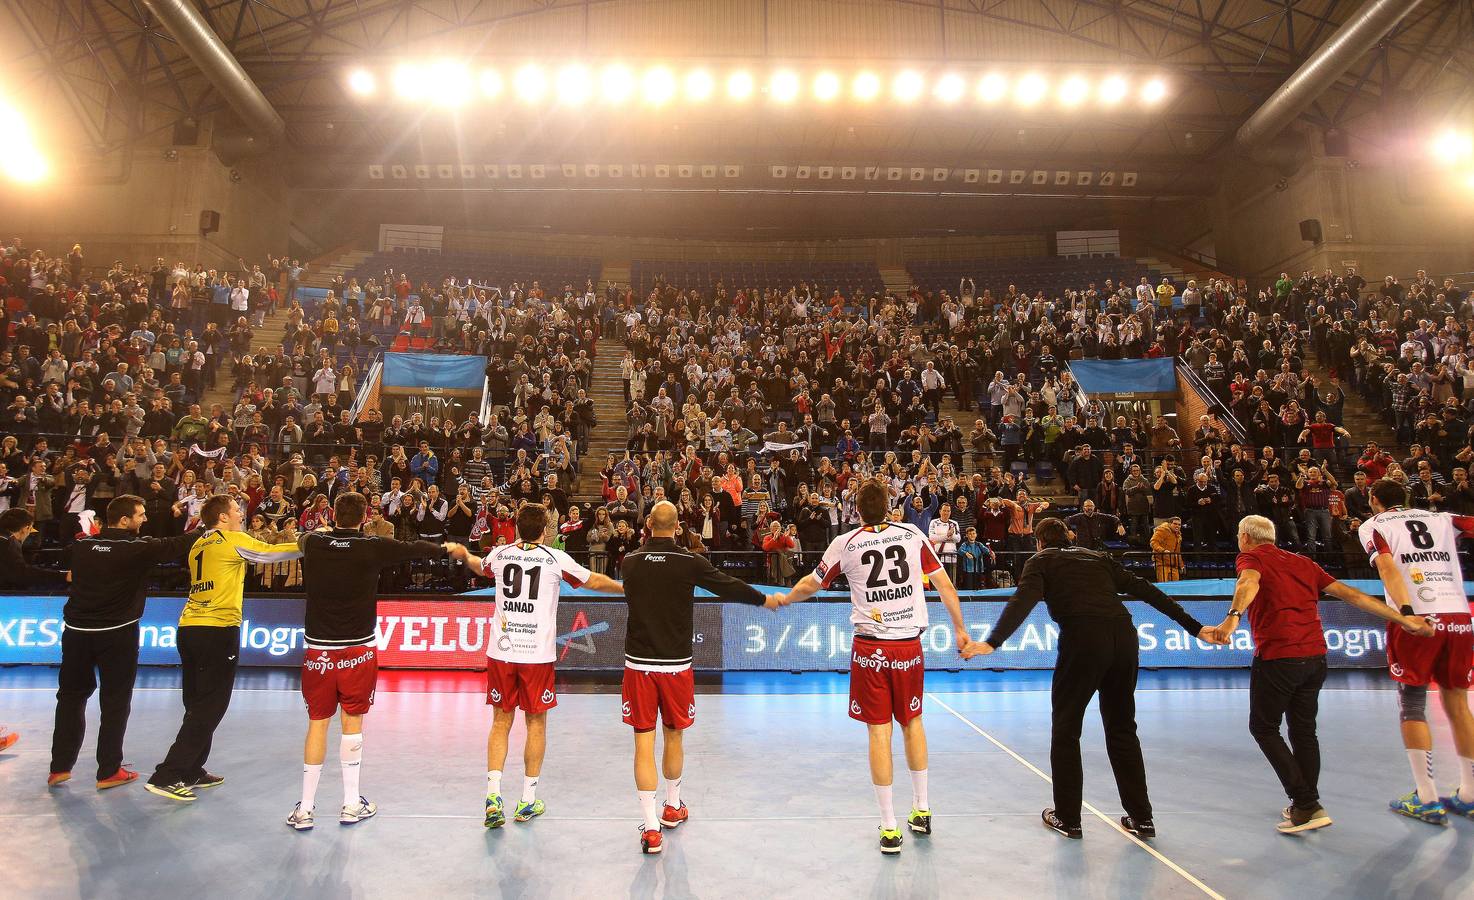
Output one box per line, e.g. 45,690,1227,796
347,63,1171,111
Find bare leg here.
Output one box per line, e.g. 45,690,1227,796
634,730,658,791
524,712,547,778
901,717,928,773
487,707,516,773
1441,688,1474,758
661,726,683,782
303,718,330,766
868,722,894,786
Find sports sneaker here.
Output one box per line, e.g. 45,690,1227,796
47,771,72,788
285,803,315,831
340,796,376,825
1276,805,1331,834
191,771,225,789
640,825,663,854
1442,789,1474,819
1121,815,1156,839
660,802,689,828
907,809,932,835
0,729,19,752
97,767,139,790
144,781,197,802
1042,808,1082,839
878,826,904,854
1390,791,1448,826
484,794,506,829
514,799,545,822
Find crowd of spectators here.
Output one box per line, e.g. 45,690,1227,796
2,233,1468,590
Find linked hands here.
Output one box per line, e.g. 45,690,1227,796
764,592,788,610
443,542,468,561
1201,624,1234,645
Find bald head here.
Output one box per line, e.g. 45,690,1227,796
647,500,679,536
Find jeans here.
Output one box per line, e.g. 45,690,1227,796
1249,655,1327,809
1302,509,1332,548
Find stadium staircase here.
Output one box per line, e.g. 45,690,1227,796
880,267,913,297
570,336,636,506
1299,356,1400,457
299,248,376,289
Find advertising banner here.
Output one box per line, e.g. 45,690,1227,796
381,352,486,393
721,600,1393,671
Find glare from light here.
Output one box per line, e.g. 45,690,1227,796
642,67,676,105
813,71,841,103
1099,75,1129,106
853,71,881,102
347,68,376,97
1141,78,1168,105
770,70,801,104
427,61,471,107
479,69,503,99
1465,171,1474,191
684,69,714,103
724,70,754,102
512,65,547,104
892,70,924,104
1431,130,1474,165
0,104,28,136
600,64,635,104
392,64,428,100
976,73,1008,104
3,145,48,184
1015,73,1048,106
934,73,965,105
555,64,593,106
1058,76,1090,108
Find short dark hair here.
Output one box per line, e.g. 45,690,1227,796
0,507,34,534
334,491,367,528
857,479,891,526
516,503,548,542
1034,517,1071,548
200,494,236,528
1370,478,1408,511
106,494,145,525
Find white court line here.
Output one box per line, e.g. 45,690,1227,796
928,693,1226,900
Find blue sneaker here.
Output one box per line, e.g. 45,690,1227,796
1441,789,1474,819
514,799,545,822
485,794,506,829
1390,791,1448,826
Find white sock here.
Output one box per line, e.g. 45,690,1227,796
1408,749,1437,804
300,763,322,812
1460,757,1474,799
638,789,660,830
341,734,363,804
487,770,502,798
874,783,897,831
666,777,682,809
910,769,929,812
522,775,539,803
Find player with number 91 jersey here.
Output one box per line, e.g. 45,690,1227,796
817,521,944,639
479,541,591,665
1358,508,1474,617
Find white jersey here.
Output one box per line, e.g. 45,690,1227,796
816,522,943,639
1359,508,1474,616
480,541,591,663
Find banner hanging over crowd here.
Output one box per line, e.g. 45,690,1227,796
380,352,486,395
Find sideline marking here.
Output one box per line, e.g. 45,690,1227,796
929,692,1225,900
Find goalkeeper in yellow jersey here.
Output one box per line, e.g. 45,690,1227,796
146,494,303,802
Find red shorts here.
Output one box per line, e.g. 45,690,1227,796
621,667,695,732
301,646,378,720
1388,613,1474,689
485,659,558,713
849,636,925,725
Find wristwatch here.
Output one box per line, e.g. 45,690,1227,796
1225,610,1242,619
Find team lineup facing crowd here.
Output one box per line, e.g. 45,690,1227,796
2,237,1474,851
13,468,1474,854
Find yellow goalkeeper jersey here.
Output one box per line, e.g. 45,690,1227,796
180,529,303,627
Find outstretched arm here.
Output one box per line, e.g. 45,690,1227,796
1325,579,1431,636
926,564,974,656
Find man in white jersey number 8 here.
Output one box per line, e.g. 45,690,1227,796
1360,479,1474,825
778,480,978,855
452,503,624,829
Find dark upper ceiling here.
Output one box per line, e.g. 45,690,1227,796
4,0,1473,235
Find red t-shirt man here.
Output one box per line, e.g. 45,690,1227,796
1235,543,1334,659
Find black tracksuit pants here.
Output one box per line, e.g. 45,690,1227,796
1248,655,1327,809
1051,618,1151,828
51,623,141,780
150,626,240,786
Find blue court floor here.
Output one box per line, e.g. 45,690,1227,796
1,668,1471,899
